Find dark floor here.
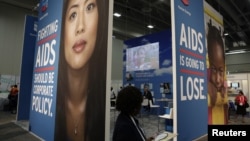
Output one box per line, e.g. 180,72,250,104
0,110,41,141
0,109,249,141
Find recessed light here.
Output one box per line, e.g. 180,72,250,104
147,25,154,29
113,13,121,17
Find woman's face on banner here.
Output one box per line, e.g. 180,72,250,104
64,0,98,70
209,42,225,91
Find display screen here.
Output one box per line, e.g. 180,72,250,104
231,82,239,88
126,42,159,71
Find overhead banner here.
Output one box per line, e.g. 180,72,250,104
171,0,207,140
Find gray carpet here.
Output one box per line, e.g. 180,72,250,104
0,122,40,141
0,109,249,141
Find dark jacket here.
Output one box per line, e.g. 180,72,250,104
112,112,146,141
143,90,153,105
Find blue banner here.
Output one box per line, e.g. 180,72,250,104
18,15,38,120
172,0,207,140
29,0,63,140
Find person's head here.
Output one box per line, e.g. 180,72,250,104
116,86,143,116
56,0,108,140
60,0,108,75
238,90,244,95
144,84,149,91
63,0,98,71
207,22,225,91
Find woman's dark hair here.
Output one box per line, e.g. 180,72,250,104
55,0,109,140
116,86,143,115
239,90,244,95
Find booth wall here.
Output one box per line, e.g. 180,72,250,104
111,38,123,81
122,29,173,108
0,3,36,76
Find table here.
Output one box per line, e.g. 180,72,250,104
154,131,177,141
155,98,173,114
156,98,173,102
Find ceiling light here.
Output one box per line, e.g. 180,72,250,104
225,49,247,55
147,25,154,29
225,50,246,55
224,32,229,36
113,13,121,17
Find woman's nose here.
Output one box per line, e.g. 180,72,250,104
76,27,84,34
76,16,85,34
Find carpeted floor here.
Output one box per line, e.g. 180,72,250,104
0,109,249,141
0,122,40,141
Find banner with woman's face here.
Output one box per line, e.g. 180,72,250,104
29,0,112,140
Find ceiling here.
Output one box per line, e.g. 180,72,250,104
1,0,250,71
113,0,250,54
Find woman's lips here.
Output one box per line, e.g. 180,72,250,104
73,39,86,53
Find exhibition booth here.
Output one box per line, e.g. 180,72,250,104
1,0,244,141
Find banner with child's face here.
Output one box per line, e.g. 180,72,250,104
204,1,228,125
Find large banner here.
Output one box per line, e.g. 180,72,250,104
171,0,207,140
204,1,228,125
29,0,63,140
54,0,110,141
29,0,111,140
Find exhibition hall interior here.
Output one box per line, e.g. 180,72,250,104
0,0,250,141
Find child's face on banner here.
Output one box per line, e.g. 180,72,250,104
64,0,98,70
209,42,225,91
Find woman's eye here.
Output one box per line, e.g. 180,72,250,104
86,3,96,12
69,12,77,20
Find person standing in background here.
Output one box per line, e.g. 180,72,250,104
55,0,109,140
113,86,154,141
235,90,248,123
207,20,228,124
118,86,123,94
143,84,153,112
8,84,19,114
110,86,116,107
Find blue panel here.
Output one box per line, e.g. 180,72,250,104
28,0,63,140
18,15,37,120
173,0,208,140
